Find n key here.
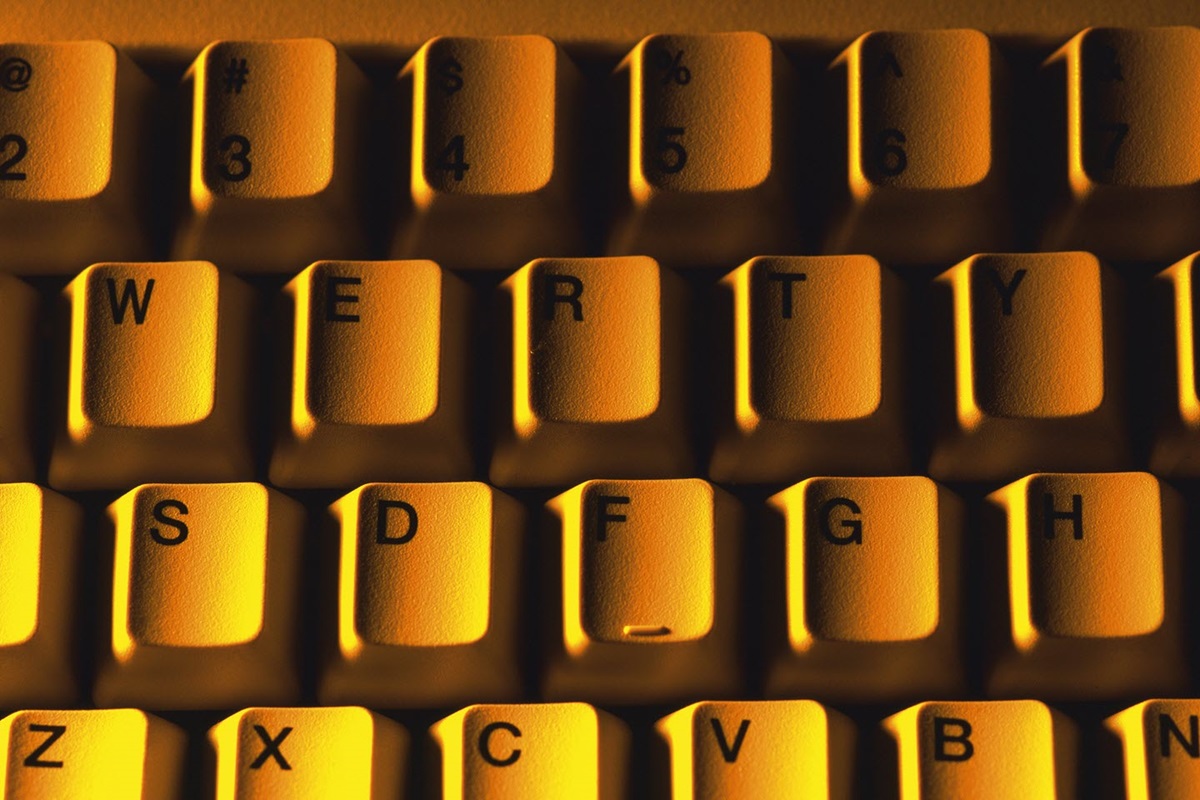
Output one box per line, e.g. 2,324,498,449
1107,700,1200,799
209,707,407,800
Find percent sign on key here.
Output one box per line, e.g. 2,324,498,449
653,49,690,85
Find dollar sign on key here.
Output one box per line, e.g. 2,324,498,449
437,57,464,95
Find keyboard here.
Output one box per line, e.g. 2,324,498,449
5,0,1200,797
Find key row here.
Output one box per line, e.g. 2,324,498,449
1,698,1194,798
0,474,1185,709
3,252,1198,489
5,28,1200,272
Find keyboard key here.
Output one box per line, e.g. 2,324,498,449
0,709,185,799
431,703,629,800
209,707,407,800
543,479,740,703
708,255,907,482
319,482,524,707
1151,252,1200,475
393,35,581,269
1106,700,1200,799
490,256,690,487
764,477,964,701
269,260,472,488
656,700,855,799
929,251,1127,480
0,274,36,480
94,483,304,709
609,32,796,266
0,42,151,273
1043,27,1200,261
174,39,369,272
826,29,1007,264
883,700,1077,799
0,485,81,707
49,261,254,490
984,472,1185,699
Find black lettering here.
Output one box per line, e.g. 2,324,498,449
149,499,189,546
325,275,361,323
544,274,584,322
376,499,417,545
986,268,1026,316
594,494,630,542
106,278,155,325
933,717,974,762
1043,493,1084,540
1160,714,1200,758
710,718,750,763
23,724,66,769
880,50,904,78
479,722,521,767
767,272,806,319
819,497,863,545
250,725,292,770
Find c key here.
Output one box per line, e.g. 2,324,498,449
93,483,304,709
174,39,369,272
543,479,740,703
49,261,254,490
393,36,581,269
0,709,185,799
210,707,407,800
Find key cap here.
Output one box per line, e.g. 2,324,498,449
708,255,907,482
209,707,407,800
431,703,629,800
1043,27,1200,262
609,32,796,267
270,260,472,487
929,251,1127,481
490,256,690,486
826,29,1007,264
764,477,964,701
0,42,152,273
0,709,185,799
319,482,524,707
0,485,81,707
1151,253,1200,475
543,479,740,703
393,35,581,269
0,274,36,480
93,483,304,709
1106,700,1200,799
48,261,254,490
984,472,1185,699
883,700,1077,799
174,39,369,273
656,700,855,800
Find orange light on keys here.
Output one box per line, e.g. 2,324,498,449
656,701,855,800
884,701,1077,799
94,483,304,709
49,261,254,490
319,482,524,707
270,260,472,487
984,473,1185,700
1044,27,1200,261
1151,252,1200,476
1106,700,1200,799
0,42,152,273
827,30,1008,264
0,274,36,480
174,39,369,272
490,256,690,487
394,35,581,269
543,479,741,703
765,477,964,701
709,255,907,482
610,32,796,267
929,251,1127,481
